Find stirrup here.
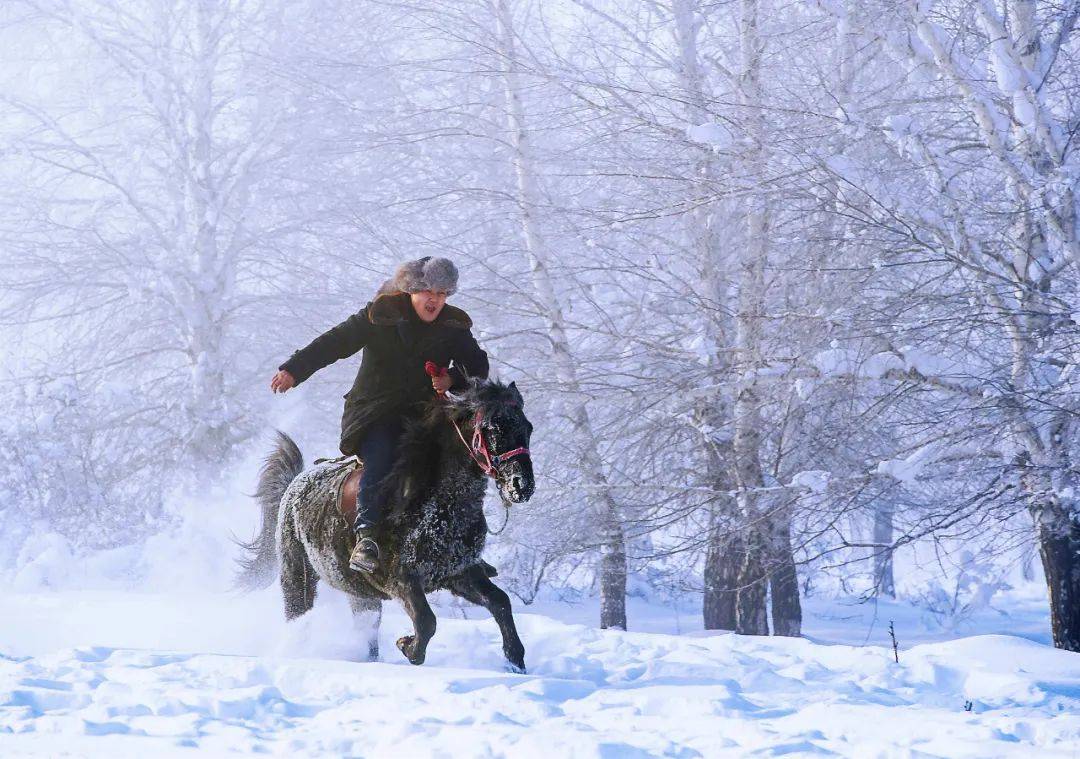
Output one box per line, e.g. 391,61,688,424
350,536,380,573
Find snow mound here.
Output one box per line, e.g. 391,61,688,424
811,348,905,379
790,470,830,493
686,121,733,150
1,591,1078,756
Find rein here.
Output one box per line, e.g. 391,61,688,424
426,361,529,535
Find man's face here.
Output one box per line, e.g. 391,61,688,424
410,289,448,322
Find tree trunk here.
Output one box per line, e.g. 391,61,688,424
872,503,896,598
180,3,233,477
491,0,627,629
733,375,768,636
1026,449,1080,653
769,512,802,636
728,0,773,637
703,516,741,629
184,319,230,471
671,0,743,631
599,514,629,630
1036,507,1080,651
735,520,769,635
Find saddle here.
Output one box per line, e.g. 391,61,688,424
313,454,365,528
338,465,364,527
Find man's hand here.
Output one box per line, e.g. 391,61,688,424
271,369,296,394
432,373,452,394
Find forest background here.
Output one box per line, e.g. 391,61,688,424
3,0,1079,653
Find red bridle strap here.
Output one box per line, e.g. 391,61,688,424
452,408,530,479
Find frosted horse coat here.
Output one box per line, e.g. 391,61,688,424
238,379,535,671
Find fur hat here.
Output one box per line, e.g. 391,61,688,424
380,256,459,297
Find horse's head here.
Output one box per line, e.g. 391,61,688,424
447,378,535,504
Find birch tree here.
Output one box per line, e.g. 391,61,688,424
668,0,744,631
1,0,303,481
543,0,810,634
806,0,1080,650
899,0,1080,652
489,0,630,629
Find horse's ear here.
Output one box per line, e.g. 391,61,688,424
508,381,524,408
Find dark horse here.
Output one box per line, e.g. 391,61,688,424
237,379,535,672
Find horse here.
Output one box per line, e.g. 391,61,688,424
236,378,535,672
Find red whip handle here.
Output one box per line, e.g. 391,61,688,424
425,361,449,396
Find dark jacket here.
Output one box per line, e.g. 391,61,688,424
279,293,489,455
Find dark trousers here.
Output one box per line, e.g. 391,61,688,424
354,416,405,532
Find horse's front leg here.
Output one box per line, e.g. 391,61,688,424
395,575,436,665
448,564,526,673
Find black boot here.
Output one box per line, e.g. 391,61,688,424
349,528,380,573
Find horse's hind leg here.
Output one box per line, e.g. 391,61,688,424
349,595,382,661
447,565,526,674
280,507,318,620
395,576,436,666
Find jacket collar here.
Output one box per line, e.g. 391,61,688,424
368,292,473,330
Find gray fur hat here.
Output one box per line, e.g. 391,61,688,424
380,256,459,296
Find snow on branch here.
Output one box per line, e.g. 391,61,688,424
742,346,987,400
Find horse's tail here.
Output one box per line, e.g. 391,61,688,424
234,430,304,591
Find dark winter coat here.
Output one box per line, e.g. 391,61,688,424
279,293,489,455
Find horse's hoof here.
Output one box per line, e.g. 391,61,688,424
396,635,425,666
505,661,526,675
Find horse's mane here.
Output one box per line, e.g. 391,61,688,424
381,378,523,516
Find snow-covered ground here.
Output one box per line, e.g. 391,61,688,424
1,488,1076,757
2,582,1078,758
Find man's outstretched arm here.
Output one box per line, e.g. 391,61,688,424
272,307,373,391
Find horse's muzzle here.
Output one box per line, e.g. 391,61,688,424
508,474,532,502
500,464,535,503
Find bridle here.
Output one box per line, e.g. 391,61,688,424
451,408,530,480
425,360,530,480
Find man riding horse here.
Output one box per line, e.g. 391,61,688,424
269,256,488,574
